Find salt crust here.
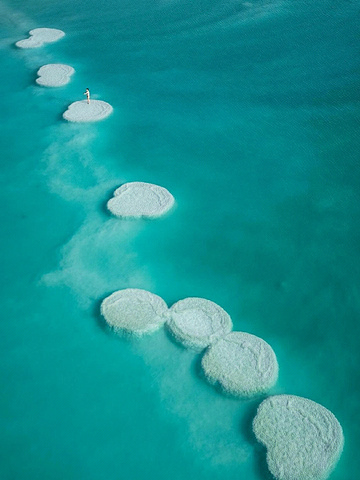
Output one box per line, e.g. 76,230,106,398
201,331,278,397
16,28,65,48
100,288,169,335
252,395,344,480
167,297,233,350
36,64,75,87
63,100,113,122
107,182,175,219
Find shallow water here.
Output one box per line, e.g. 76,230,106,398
1,0,359,479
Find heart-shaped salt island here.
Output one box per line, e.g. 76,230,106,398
201,331,278,397
16,28,65,48
167,297,233,350
100,288,169,336
107,182,175,219
253,395,344,480
36,64,75,87
63,100,113,122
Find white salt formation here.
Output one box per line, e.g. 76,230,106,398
16,28,65,48
107,182,175,219
167,297,233,350
100,288,168,335
63,100,113,122
36,64,75,87
252,395,344,480
201,331,278,397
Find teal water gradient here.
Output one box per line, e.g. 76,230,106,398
0,1,359,479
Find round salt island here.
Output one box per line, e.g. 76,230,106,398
167,297,232,350
100,288,168,336
16,28,65,48
63,100,113,122
36,64,75,87
252,395,344,480
107,182,175,219
201,331,278,397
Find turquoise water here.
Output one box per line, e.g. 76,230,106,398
1,0,359,478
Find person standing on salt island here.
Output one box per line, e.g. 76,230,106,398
84,88,90,104
63,92,113,122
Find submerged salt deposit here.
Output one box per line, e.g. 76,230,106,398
16,28,65,48
167,297,232,350
63,100,113,122
36,64,75,87
100,288,168,335
201,331,278,397
253,395,344,480
107,182,175,218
